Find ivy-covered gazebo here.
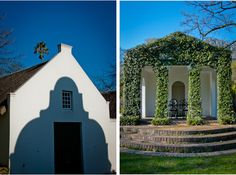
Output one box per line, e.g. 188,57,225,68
123,32,235,125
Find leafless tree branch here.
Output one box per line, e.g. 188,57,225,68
182,1,236,49
0,12,22,76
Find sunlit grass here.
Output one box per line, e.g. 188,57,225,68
120,152,236,174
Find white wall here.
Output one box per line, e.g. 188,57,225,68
200,68,217,117
210,70,217,118
141,66,156,117
146,71,156,116
169,66,188,101
141,71,146,118
200,71,211,116
9,44,116,173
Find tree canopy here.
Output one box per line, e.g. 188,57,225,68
34,41,49,61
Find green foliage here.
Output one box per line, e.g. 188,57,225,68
187,67,203,125
232,83,236,95
123,57,141,116
34,41,49,60
217,51,235,124
187,116,204,125
218,116,236,125
122,32,234,124
151,117,170,125
231,60,236,82
154,66,168,118
120,116,140,126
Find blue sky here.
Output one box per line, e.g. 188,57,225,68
121,1,236,50
0,1,116,90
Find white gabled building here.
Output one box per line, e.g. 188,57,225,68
0,44,116,174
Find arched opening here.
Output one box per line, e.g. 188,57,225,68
172,81,185,102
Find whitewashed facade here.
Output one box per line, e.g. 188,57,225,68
0,44,116,173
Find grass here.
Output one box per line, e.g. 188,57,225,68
120,152,236,174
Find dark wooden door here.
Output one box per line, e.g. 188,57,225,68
54,122,83,174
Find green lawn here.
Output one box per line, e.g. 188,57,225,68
120,152,236,174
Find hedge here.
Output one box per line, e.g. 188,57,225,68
120,116,140,126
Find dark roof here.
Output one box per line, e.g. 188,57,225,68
102,91,116,119
0,61,48,105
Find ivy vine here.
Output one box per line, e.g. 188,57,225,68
217,51,235,124
187,66,204,125
154,66,168,118
123,32,235,125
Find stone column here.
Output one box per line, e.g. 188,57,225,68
187,66,203,124
154,66,169,118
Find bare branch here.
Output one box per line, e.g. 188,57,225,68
203,23,236,37
0,13,22,76
226,40,236,48
182,1,236,48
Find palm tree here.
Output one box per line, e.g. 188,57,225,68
34,41,49,61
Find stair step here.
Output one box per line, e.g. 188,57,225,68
121,126,236,136
125,131,236,143
121,147,236,157
120,139,236,153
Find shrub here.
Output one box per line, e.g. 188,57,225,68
120,116,140,126
218,116,236,125
151,117,170,125
187,116,204,125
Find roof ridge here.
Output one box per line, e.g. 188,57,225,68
0,61,49,104
0,61,48,80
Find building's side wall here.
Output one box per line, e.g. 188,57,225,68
9,49,115,173
0,109,9,166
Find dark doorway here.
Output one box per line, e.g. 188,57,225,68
54,122,83,174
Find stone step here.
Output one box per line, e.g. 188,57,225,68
121,147,236,157
120,138,236,153
124,131,236,143
121,125,236,136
